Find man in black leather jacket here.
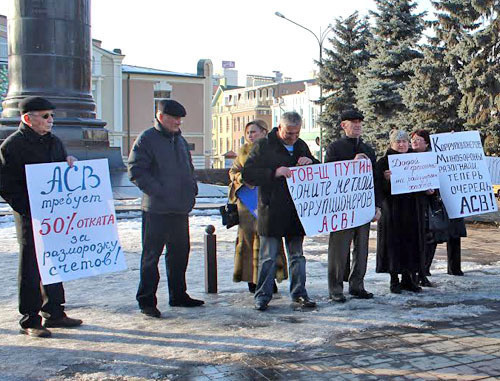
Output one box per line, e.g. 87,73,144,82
128,99,203,318
324,109,380,303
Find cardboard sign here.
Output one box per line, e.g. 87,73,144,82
388,152,440,195
25,159,127,285
286,160,375,236
430,131,497,218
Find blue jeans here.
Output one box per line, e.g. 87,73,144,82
255,236,308,304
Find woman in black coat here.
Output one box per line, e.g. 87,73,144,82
375,130,426,293
410,129,466,278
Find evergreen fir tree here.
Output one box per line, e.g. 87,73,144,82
400,7,465,134
355,0,425,153
318,12,371,146
454,0,500,154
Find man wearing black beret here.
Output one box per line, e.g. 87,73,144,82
128,99,204,318
0,96,82,338
324,109,381,303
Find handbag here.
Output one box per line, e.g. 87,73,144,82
219,203,239,229
427,197,450,243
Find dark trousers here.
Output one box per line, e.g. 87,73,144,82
136,212,190,308
424,237,462,275
328,223,370,296
13,212,65,328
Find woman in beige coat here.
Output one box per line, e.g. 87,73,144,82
228,120,288,293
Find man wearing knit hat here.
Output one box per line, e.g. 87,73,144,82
324,109,381,303
0,96,82,338
128,99,204,318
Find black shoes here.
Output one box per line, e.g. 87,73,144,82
248,282,256,294
419,275,434,287
43,314,83,328
292,296,317,309
390,283,402,294
448,270,464,276
169,296,205,307
140,306,162,318
400,282,422,293
255,300,268,311
330,293,347,303
19,325,51,338
350,289,374,299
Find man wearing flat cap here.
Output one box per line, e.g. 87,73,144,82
324,109,380,303
128,99,203,318
0,96,82,338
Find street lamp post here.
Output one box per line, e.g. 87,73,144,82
275,11,332,162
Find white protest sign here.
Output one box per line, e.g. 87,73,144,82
25,158,127,285
286,160,375,236
431,131,497,219
388,152,440,195
486,156,500,185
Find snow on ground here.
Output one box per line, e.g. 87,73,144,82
0,213,499,380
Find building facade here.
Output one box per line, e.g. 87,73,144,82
121,60,213,169
211,79,314,168
271,83,321,159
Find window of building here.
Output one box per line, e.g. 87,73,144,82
187,143,195,151
154,82,173,113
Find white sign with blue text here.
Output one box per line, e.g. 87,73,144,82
388,152,440,195
25,159,127,285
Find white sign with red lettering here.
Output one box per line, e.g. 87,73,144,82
25,159,127,285
286,160,376,236
388,152,440,195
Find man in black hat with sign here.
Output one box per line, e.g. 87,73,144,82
324,109,380,303
0,96,82,338
128,99,204,318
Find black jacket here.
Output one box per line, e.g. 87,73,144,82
325,136,376,164
0,123,68,215
242,127,319,237
128,119,198,214
375,148,426,273
325,136,379,207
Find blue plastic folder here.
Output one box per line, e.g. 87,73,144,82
236,185,258,217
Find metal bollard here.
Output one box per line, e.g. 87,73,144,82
204,225,217,293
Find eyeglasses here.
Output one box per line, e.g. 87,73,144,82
29,112,55,119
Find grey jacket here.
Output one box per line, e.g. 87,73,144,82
128,119,198,214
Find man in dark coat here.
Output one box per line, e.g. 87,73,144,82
128,99,203,318
242,111,319,311
324,110,380,302
0,96,82,338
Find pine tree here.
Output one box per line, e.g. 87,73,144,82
427,0,499,154
454,0,500,154
400,8,465,134
318,12,371,146
355,0,425,152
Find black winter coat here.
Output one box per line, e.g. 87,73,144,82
0,123,68,215
325,136,380,207
128,119,198,214
375,148,426,274
242,127,319,237
325,136,376,164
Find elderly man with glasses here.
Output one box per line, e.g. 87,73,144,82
0,96,81,338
